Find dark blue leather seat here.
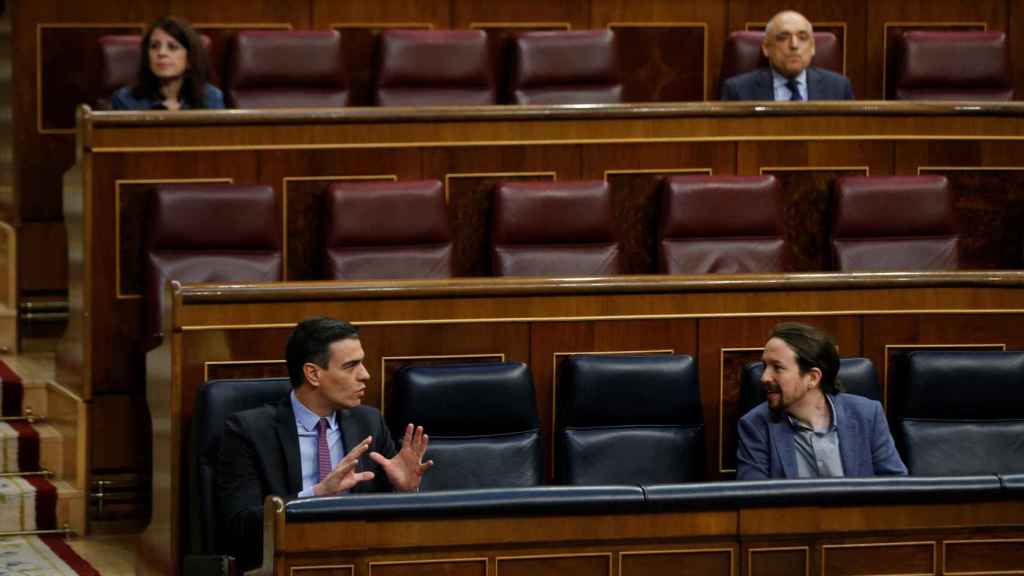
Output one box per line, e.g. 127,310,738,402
892,351,1024,476
555,354,704,485
388,362,543,490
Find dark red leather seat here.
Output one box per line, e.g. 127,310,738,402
659,175,790,274
492,180,621,277
832,176,959,271
323,180,453,280
720,30,841,90
375,30,495,106
227,30,348,108
893,31,1012,101
145,184,282,347
508,30,622,105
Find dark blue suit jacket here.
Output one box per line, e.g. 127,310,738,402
736,393,907,480
721,66,854,101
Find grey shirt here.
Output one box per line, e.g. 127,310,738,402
786,394,845,478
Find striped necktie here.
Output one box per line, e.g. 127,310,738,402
316,417,331,482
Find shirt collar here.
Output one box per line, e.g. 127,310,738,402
772,68,808,91
786,392,839,433
290,390,337,432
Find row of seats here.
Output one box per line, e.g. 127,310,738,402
143,175,960,345
99,28,1013,108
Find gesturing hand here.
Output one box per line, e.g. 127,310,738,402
312,435,375,496
370,423,433,493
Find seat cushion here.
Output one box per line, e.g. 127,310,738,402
895,31,1012,101
229,30,348,108
375,30,495,106
510,30,623,105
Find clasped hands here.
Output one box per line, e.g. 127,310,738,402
313,423,432,496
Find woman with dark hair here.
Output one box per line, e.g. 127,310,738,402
111,16,224,110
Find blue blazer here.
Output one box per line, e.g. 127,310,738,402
110,83,225,110
736,393,907,480
721,66,854,101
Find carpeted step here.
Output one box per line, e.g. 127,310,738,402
0,420,61,475
0,476,81,532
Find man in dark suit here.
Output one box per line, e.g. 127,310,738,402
721,10,854,101
217,317,433,570
736,323,906,480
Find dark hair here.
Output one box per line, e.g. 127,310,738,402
285,317,360,389
769,322,842,395
132,16,211,108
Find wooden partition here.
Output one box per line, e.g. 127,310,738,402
139,271,1024,574
14,0,1024,299
258,494,1024,576
62,102,1024,518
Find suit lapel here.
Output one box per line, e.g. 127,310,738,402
757,68,774,101
834,395,861,476
770,417,798,478
274,398,302,495
806,67,821,101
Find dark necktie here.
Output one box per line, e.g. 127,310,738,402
316,417,331,482
786,78,802,101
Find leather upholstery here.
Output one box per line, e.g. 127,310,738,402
375,30,495,106
894,31,1012,101
720,31,842,88
191,377,292,555
145,185,282,348
659,175,790,273
832,176,959,271
556,354,703,484
323,180,452,279
388,362,543,490
492,180,621,277
893,351,1024,476
739,357,882,418
228,30,348,108
509,30,623,105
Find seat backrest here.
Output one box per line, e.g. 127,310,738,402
739,357,882,418
556,354,703,484
97,34,214,109
228,30,348,109
720,30,842,87
375,29,495,106
324,180,452,279
388,362,542,490
892,351,1024,476
492,180,621,277
508,30,623,105
894,31,1012,101
832,176,959,271
145,184,282,348
658,175,790,274
191,377,292,555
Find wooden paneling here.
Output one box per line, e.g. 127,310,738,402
821,541,935,576
496,553,611,576
369,558,486,576
747,545,809,576
620,548,733,576
944,538,1024,574
89,393,146,471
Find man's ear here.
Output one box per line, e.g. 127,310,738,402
806,366,823,389
762,43,770,59
303,362,321,388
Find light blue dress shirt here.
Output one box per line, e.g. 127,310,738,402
772,68,808,101
291,391,345,497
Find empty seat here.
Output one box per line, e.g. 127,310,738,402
720,30,842,90
832,176,959,271
388,362,543,490
375,30,495,106
492,180,622,277
323,180,452,279
556,354,704,484
892,351,1024,476
228,30,348,108
145,184,282,348
508,30,623,105
893,31,1012,101
739,357,882,418
658,175,791,274
192,377,291,560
